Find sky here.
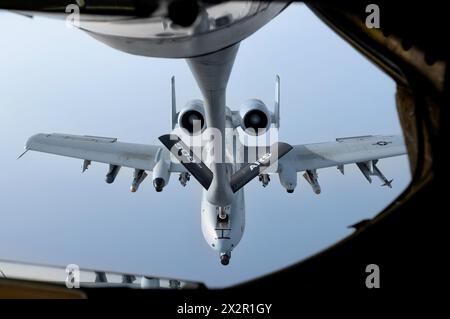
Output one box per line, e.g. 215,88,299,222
0,3,411,288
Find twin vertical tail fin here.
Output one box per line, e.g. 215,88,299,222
229,74,286,193
162,75,288,192
273,75,280,128
171,76,177,130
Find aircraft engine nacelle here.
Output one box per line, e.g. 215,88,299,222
278,162,297,193
177,100,206,135
152,158,171,192
239,99,272,135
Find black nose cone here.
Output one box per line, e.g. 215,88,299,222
220,254,230,266
153,178,165,192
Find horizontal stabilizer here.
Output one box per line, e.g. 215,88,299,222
230,142,293,193
158,134,213,190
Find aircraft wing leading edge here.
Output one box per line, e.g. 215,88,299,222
24,133,164,172
273,135,407,192
283,135,406,172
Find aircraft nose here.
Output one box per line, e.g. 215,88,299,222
215,238,233,253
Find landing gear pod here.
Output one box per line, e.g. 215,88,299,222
152,150,171,192
278,162,297,193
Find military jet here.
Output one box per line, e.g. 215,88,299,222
9,1,406,265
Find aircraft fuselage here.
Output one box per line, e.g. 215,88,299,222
200,111,246,265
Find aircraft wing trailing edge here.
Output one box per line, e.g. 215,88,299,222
285,135,405,171
275,135,407,193
25,133,162,171
23,133,183,192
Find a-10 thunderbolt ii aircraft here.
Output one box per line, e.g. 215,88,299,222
8,0,407,265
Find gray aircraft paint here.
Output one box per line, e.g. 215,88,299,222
6,2,408,268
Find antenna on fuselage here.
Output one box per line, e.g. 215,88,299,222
171,76,177,130
274,75,280,128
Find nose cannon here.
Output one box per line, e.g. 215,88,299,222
220,253,231,266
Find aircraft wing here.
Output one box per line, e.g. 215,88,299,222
283,135,406,172
274,135,407,192
24,133,166,171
